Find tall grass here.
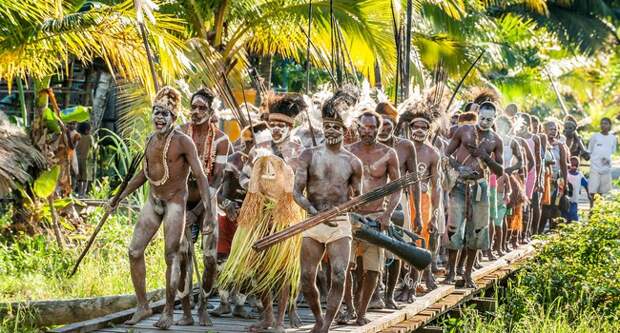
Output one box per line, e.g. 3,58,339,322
0,206,168,302
440,192,620,332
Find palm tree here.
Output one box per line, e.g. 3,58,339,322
0,0,189,105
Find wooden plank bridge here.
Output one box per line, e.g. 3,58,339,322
52,245,534,333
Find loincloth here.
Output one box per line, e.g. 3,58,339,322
508,202,523,231
302,214,351,244
409,191,432,249
446,180,490,251
351,212,384,273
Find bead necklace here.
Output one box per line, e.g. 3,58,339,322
144,129,175,187
188,122,216,176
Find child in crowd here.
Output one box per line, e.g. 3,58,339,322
563,157,589,223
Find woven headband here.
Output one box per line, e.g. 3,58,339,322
268,113,295,125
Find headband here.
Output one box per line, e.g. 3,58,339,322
410,117,431,125
268,113,295,126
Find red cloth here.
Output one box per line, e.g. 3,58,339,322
217,214,237,257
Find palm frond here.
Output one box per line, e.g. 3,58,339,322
0,0,190,95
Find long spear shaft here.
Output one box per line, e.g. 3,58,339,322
253,172,427,251
431,49,485,145
300,28,338,85
70,153,144,277
139,23,159,92
304,1,318,147
543,67,569,116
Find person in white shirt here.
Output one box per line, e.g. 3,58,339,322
587,117,617,196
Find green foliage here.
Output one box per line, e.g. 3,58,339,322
32,166,60,199
439,193,620,332
508,194,620,320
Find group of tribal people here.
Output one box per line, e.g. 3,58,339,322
107,81,607,333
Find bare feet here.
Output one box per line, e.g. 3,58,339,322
289,308,302,327
473,261,482,270
309,319,324,333
444,271,456,284
385,297,402,310
198,308,212,326
248,319,272,332
211,303,231,317
463,276,477,289
125,305,152,325
368,297,385,310
336,306,356,324
486,250,497,261
355,315,371,326
426,277,438,291
175,315,194,326
233,305,254,319
153,312,174,330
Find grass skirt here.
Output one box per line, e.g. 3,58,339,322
217,192,303,302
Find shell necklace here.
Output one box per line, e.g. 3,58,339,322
188,122,216,176
144,129,175,187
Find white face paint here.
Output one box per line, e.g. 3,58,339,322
323,121,344,145
411,120,430,142
269,120,290,144
190,96,211,125
152,106,174,134
478,108,496,131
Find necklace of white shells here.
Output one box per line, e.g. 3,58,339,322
144,129,175,186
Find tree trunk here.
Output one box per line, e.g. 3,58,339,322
63,60,74,108
91,71,113,130
259,54,273,90
374,61,383,90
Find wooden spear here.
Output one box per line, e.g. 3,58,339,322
70,153,144,277
253,172,429,251
304,0,318,147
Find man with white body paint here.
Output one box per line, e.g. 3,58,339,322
110,87,214,329
445,102,503,288
178,88,232,326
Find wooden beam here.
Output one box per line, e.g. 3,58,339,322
350,285,455,333
417,326,445,333
472,297,497,313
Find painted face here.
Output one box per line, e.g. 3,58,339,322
411,120,430,142
152,106,175,134
357,115,379,145
478,108,496,131
563,122,576,137
378,117,395,142
268,120,291,144
323,121,344,145
544,122,558,140
190,96,211,125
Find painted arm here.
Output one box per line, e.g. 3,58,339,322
293,149,318,215
406,141,423,233
349,155,363,198
577,136,590,160
505,139,522,174
379,149,402,231
113,169,147,205
445,127,461,156
182,135,214,228
429,153,441,233
483,136,504,176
